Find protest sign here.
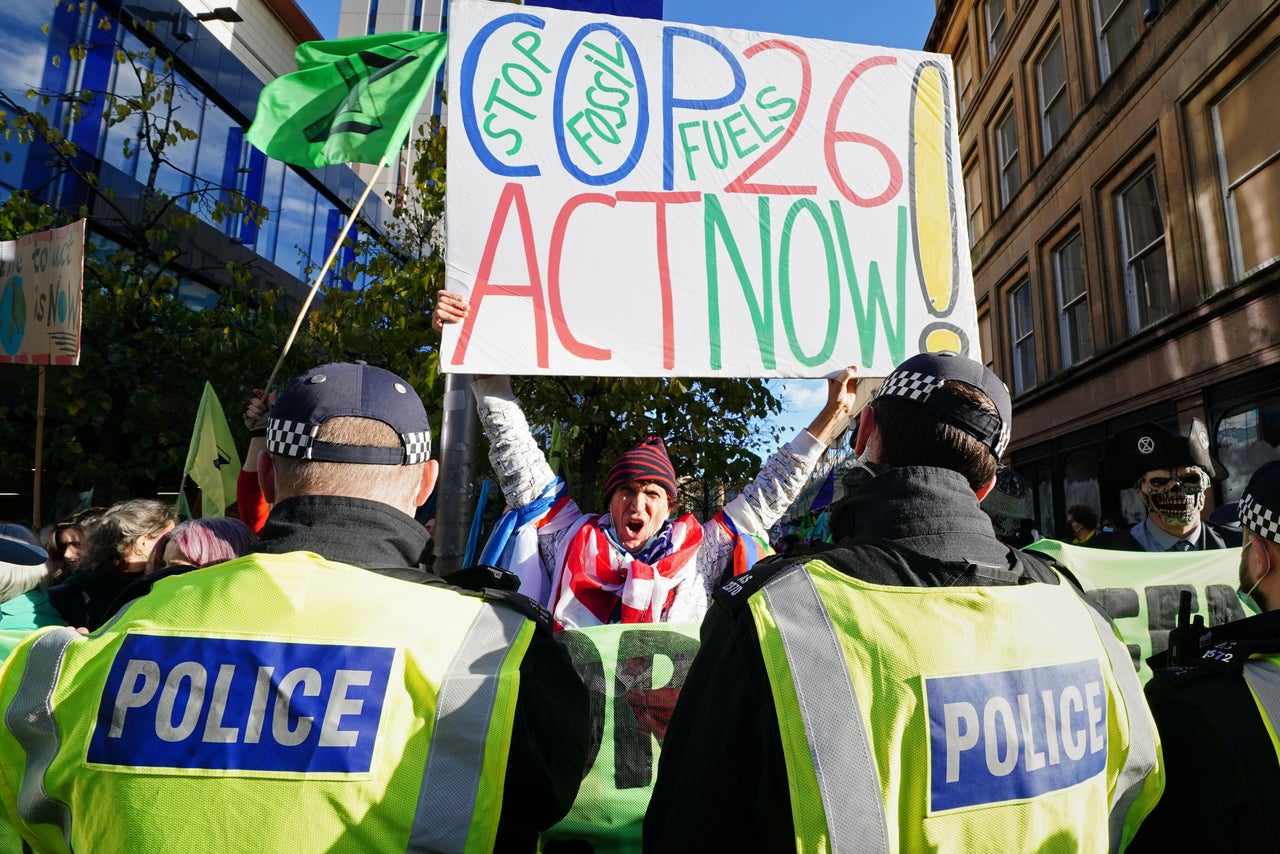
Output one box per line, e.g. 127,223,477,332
0,220,85,366
443,0,974,377
548,622,701,852
1027,540,1252,683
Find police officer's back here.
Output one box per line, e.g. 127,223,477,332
0,362,588,853
1131,460,1280,852
644,353,1163,853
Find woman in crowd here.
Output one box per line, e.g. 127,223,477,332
48,498,177,630
42,507,103,582
146,517,257,573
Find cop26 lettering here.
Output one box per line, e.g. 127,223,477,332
452,8,968,374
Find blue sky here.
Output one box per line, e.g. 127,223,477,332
292,0,940,454
297,0,938,49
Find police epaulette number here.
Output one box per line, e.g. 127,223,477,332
714,554,805,612
1199,637,1280,675
1199,640,1247,674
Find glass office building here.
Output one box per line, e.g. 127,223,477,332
0,0,393,301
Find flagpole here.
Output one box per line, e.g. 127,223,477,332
261,160,388,395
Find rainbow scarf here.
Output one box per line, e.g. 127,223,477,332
552,513,704,629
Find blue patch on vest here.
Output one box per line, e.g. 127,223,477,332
88,634,394,773
926,659,1107,812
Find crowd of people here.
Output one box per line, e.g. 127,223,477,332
0,307,1275,850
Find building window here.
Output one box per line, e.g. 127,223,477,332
1216,397,1280,503
978,309,995,373
995,105,1021,208
1008,279,1036,394
1213,48,1280,278
1117,166,1171,331
1036,30,1069,154
1052,230,1092,366
984,0,1008,59
1095,0,1140,79
956,42,975,119
964,158,985,246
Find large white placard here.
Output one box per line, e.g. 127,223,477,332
444,0,975,377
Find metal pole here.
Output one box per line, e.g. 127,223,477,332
33,365,46,529
434,372,479,576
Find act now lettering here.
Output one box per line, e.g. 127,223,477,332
445,1,976,377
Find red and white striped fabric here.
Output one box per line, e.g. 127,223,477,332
551,514,703,629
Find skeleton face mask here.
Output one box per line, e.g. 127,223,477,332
1139,466,1209,527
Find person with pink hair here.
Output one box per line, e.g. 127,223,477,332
147,517,257,573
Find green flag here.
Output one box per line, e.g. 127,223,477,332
183,382,242,518
246,31,447,168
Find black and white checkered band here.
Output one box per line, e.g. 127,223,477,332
267,419,431,465
875,370,1010,457
266,419,318,459
1240,492,1280,544
402,431,431,465
876,371,943,404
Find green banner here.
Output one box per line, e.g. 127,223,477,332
1027,540,1253,682
547,622,701,854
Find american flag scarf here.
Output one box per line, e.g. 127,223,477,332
552,513,703,629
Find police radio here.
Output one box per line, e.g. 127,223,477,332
1167,589,1207,666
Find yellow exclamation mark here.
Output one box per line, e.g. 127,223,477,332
910,60,969,356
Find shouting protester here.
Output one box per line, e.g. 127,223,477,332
434,290,859,629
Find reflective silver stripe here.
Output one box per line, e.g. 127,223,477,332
762,565,890,854
5,627,81,845
410,603,528,853
1243,659,1280,743
1079,598,1160,851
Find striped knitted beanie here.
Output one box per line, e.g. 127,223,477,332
603,434,678,503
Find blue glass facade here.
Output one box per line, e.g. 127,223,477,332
0,0,388,294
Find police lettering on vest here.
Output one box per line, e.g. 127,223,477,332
927,659,1107,811
88,634,394,774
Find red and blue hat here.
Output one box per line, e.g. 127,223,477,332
603,434,677,502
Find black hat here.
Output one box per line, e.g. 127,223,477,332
1239,460,1280,545
267,362,431,465
1107,419,1223,485
873,351,1012,457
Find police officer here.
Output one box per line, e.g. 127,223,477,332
1131,459,1280,852
1099,420,1240,551
0,362,588,853
644,352,1163,852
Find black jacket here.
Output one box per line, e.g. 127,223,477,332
1130,609,1280,853
1094,518,1242,551
643,466,1064,852
117,495,589,853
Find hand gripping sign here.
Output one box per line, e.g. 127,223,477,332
443,0,977,377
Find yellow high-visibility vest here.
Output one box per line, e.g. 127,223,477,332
748,559,1164,854
0,551,534,854
1243,654,1280,759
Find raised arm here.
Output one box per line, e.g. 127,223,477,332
433,292,557,510
723,366,860,535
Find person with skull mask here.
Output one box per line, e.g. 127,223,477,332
1099,420,1240,551
1128,460,1280,852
